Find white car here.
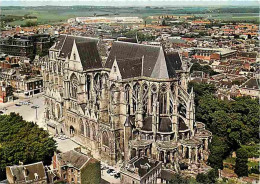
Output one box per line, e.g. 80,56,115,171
109,171,117,176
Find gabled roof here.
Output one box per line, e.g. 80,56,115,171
240,77,259,89
116,57,142,79
75,41,102,70
131,156,160,177
54,35,98,59
58,150,91,169
165,51,182,78
7,162,46,182
106,41,180,79
105,41,161,77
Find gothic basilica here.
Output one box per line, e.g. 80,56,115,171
42,35,212,171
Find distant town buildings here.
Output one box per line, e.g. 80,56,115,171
72,16,144,24
0,34,52,60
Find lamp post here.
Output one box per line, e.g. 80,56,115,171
31,105,39,120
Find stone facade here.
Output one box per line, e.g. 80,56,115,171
43,35,212,170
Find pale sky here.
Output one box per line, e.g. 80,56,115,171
1,0,259,7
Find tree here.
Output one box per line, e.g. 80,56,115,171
190,63,219,76
207,169,218,183
169,174,189,184
208,136,230,169
235,148,248,177
0,113,57,180
189,82,259,175
196,173,210,184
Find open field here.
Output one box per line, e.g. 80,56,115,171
1,6,259,26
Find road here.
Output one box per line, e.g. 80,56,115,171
0,93,45,129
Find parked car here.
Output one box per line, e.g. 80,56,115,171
107,169,115,174
114,173,120,179
15,104,21,106
110,171,117,176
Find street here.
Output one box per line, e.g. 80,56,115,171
0,93,45,129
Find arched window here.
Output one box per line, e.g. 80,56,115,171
142,83,148,115
80,120,84,135
159,84,167,114
125,84,131,114
102,131,109,147
133,83,140,113
53,63,56,73
110,84,116,103
56,104,61,119
94,74,102,110
92,125,96,140
73,53,76,60
70,74,78,99
151,85,157,111
86,122,90,137
51,101,55,117
86,75,91,100
169,83,175,114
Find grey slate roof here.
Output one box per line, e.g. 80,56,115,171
7,162,46,182
117,57,142,79
106,41,181,79
132,156,160,177
58,150,90,169
165,51,182,78
55,35,98,58
75,42,102,70
240,77,259,89
106,41,161,77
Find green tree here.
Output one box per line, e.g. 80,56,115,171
169,173,189,184
0,113,56,179
196,173,210,184
208,136,230,169
207,169,218,183
235,148,248,177
190,63,218,76
190,82,259,175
